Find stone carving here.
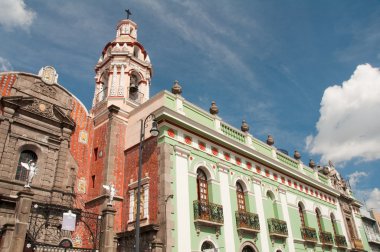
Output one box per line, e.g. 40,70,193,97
38,66,58,84
32,82,57,99
25,99,54,118
20,160,38,188
321,160,350,194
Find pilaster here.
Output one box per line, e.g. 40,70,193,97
252,177,270,252
100,205,117,252
2,189,35,252
217,163,235,251
173,145,191,252
278,186,295,252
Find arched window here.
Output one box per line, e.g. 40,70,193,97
298,202,306,228
236,182,246,212
331,213,338,236
201,241,214,251
316,208,323,232
16,150,37,181
197,169,208,202
242,245,255,252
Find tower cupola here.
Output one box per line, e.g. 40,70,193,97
92,16,153,113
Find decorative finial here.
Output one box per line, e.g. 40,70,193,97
309,159,316,169
209,101,219,115
171,80,182,95
294,150,301,160
125,9,132,19
241,120,249,132
266,135,274,146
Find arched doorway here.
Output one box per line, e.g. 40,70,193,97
240,241,258,252
242,245,255,252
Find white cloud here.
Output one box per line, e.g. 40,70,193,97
0,57,12,71
0,0,36,30
348,171,367,191
366,188,380,210
306,64,380,164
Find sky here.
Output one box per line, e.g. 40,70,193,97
0,0,379,210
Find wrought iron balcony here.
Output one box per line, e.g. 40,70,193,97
300,226,318,243
335,235,348,248
267,218,288,238
193,200,224,227
235,211,260,234
319,231,334,246
352,238,364,250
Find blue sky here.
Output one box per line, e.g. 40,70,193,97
0,0,379,210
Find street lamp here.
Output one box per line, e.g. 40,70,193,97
135,113,159,252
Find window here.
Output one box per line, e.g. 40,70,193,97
236,182,246,212
201,241,215,251
298,203,306,228
331,213,338,236
91,175,95,188
316,208,323,232
242,246,255,252
197,169,208,202
128,184,149,222
94,148,98,161
16,150,37,181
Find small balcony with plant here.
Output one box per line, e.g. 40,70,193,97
351,238,365,251
300,226,318,244
267,218,288,238
193,200,224,227
319,231,334,246
335,234,348,248
235,211,260,237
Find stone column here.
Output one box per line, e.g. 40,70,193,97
1,189,34,252
100,205,117,252
151,237,164,252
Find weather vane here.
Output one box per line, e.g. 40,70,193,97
125,9,132,19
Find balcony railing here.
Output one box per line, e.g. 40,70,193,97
335,235,348,248
193,200,224,226
300,226,318,243
319,231,334,246
367,232,380,244
267,218,288,238
235,211,260,233
352,239,364,250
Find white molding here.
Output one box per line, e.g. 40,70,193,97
219,171,235,251
280,192,295,252
253,183,270,252
175,148,191,251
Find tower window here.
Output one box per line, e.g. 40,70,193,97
94,148,98,161
92,175,95,188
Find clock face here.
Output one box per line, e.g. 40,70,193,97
41,66,56,84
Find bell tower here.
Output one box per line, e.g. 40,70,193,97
92,17,153,112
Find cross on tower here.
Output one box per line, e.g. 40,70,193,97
125,9,132,19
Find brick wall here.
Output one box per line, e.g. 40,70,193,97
122,137,159,230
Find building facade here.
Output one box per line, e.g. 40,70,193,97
0,17,373,252
361,210,380,252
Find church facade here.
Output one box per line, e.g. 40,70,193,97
0,17,372,252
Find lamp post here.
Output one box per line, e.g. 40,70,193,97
135,114,159,252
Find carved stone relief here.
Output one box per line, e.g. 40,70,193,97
32,82,57,99
24,99,54,119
